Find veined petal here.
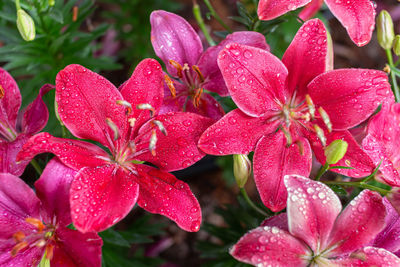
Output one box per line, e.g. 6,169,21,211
135,112,213,171
135,165,201,232
70,165,139,233
19,84,53,135
257,0,311,20
218,43,288,117
0,67,21,132
285,175,342,253
230,226,310,267
332,247,400,266
198,109,278,155
120,59,164,133
35,159,77,227
150,10,203,77
283,19,333,102
198,31,270,97
52,227,102,267
17,132,109,171
308,69,391,130
299,0,324,20
56,64,127,149
325,0,376,46
253,132,312,212
0,134,29,176
326,190,386,257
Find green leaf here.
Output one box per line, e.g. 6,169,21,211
100,228,131,248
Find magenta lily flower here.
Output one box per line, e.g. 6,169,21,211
199,19,391,212
150,10,270,120
0,159,102,266
0,68,52,176
363,103,400,187
258,0,376,46
17,59,213,233
231,175,400,266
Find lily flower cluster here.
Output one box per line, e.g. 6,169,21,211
1,0,400,266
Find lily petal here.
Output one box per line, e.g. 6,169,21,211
332,247,400,266
35,159,77,227
17,133,109,171
299,0,324,20
257,0,311,21
230,226,310,267
285,175,341,252
135,112,213,172
150,10,203,77
261,213,289,231
70,165,139,233
325,0,376,47
135,165,201,232
184,93,225,121
198,31,270,97
326,190,386,257
217,43,288,117
198,109,279,155
308,69,391,130
0,134,30,176
283,19,333,101
253,132,312,212
56,64,127,149
0,242,42,267
0,67,21,132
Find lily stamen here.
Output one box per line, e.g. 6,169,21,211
169,60,183,78
164,75,176,98
137,103,156,117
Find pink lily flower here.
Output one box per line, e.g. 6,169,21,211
150,10,270,120
0,68,52,176
363,103,400,187
17,59,214,233
199,18,391,212
231,175,400,266
258,0,376,46
0,159,102,266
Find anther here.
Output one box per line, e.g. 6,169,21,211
13,231,25,242
318,107,332,132
295,140,304,156
192,65,205,83
169,60,183,78
313,125,327,146
128,118,136,128
25,217,45,232
0,84,4,99
193,88,203,108
116,100,132,115
149,129,158,156
305,95,315,119
152,120,167,136
45,244,54,260
106,118,120,141
137,103,155,117
11,241,28,256
280,126,292,146
164,75,176,98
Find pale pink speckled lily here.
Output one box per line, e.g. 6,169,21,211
231,175,400,267
257,0,376,46
150,10,269,120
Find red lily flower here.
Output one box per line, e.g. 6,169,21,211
150,10,270,120
363,103,400,187
230,175,399,266
0,159,102,266
258,0,376,46
17,59,213,233
0,68,52,176
199,19,391,212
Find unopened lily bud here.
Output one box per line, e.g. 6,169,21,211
16,9,36,41
48,0,55,6
324,139,348,165
233,154,251,188
377,10,395,50
393,35,400,56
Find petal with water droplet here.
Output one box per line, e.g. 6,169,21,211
0,67,21,132
332,247,400,266
257,0,311,20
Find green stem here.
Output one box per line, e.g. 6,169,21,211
386,49,400,102
15,0,21,10
324,181,389,195
193,2,216,46
30,159,43,175
240,188,268,217
315,163,329,181
203,0,232,33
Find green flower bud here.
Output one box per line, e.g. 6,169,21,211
16,9,36,41
49,0,55,6
377,10,395,50
324,140,348,165
393,35,400,56
233,154,251,188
